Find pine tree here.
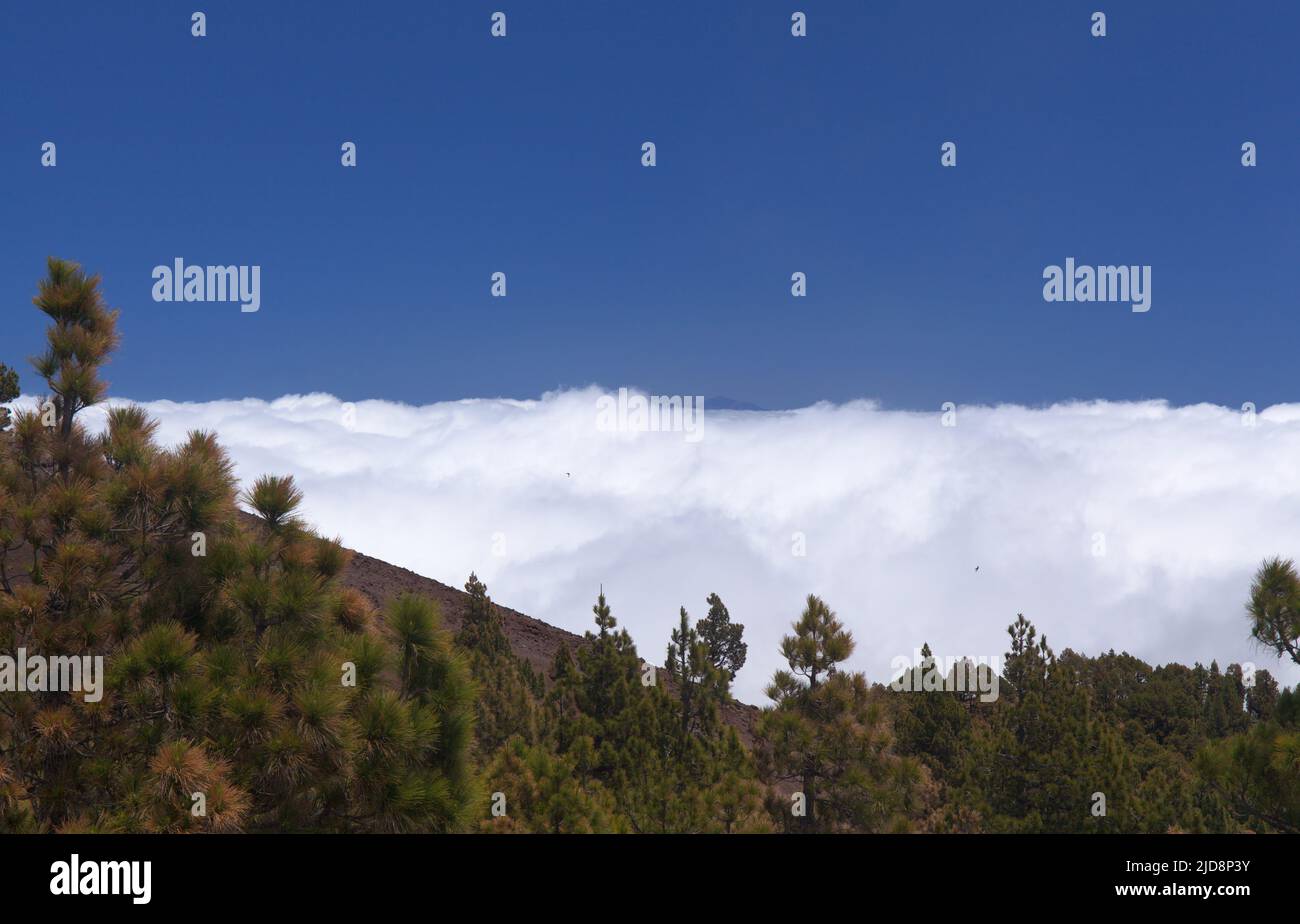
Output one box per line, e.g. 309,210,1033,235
456,572,540,754
572,588,640,732
458,572,510,658
1197,723,1300,833
1277,687,1300,727
665,605,723,757
1247,557,1300,666
479,737,623,833
697,592,746,690
541,591,644,828
29,258,119,474
373,593,481,831
1247,670,1280,722
592,587,616,637
756,594,922,832
1193,561,1300,832
894,641,971,773
663,606,768,832
559,590,676,828
953,618,1163,833
703,729,771,833
538,592,765,833
0,363,17,432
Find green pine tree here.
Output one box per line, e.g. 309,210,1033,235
1248,557,1300,666
0,363,17,432
697,592,746,691
456,572,540,755
756,594,922,832
665,605,723,757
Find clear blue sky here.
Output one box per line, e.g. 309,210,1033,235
2,1,1296,410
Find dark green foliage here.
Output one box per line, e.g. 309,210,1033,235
894,643,970,772
518,592,767,833
1198,722,1300,833
456,572,540,754
756,595,923,832
1278,687,1300,728
698,592,746,690
0,363,17,432
666,605,724,755
956,621,1133,833
1193,557,1300,832
889,618,1285,833
1246,669,1279,722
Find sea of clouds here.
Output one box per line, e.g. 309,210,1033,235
24,389,1300,704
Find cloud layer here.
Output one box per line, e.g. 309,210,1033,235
30,390,1300,704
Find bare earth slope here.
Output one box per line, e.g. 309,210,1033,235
338,546,762,745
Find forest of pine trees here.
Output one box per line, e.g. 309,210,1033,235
1,258,1297,833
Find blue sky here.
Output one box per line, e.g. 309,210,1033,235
2,1,1297,410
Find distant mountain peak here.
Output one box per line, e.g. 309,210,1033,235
703,396,765,412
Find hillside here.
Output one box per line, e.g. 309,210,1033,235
337,543,762,745
8,507,763,745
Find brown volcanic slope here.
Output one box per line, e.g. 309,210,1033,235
339,545,762,745
341,547,575,676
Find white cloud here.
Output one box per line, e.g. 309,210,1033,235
27,390,1300,704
